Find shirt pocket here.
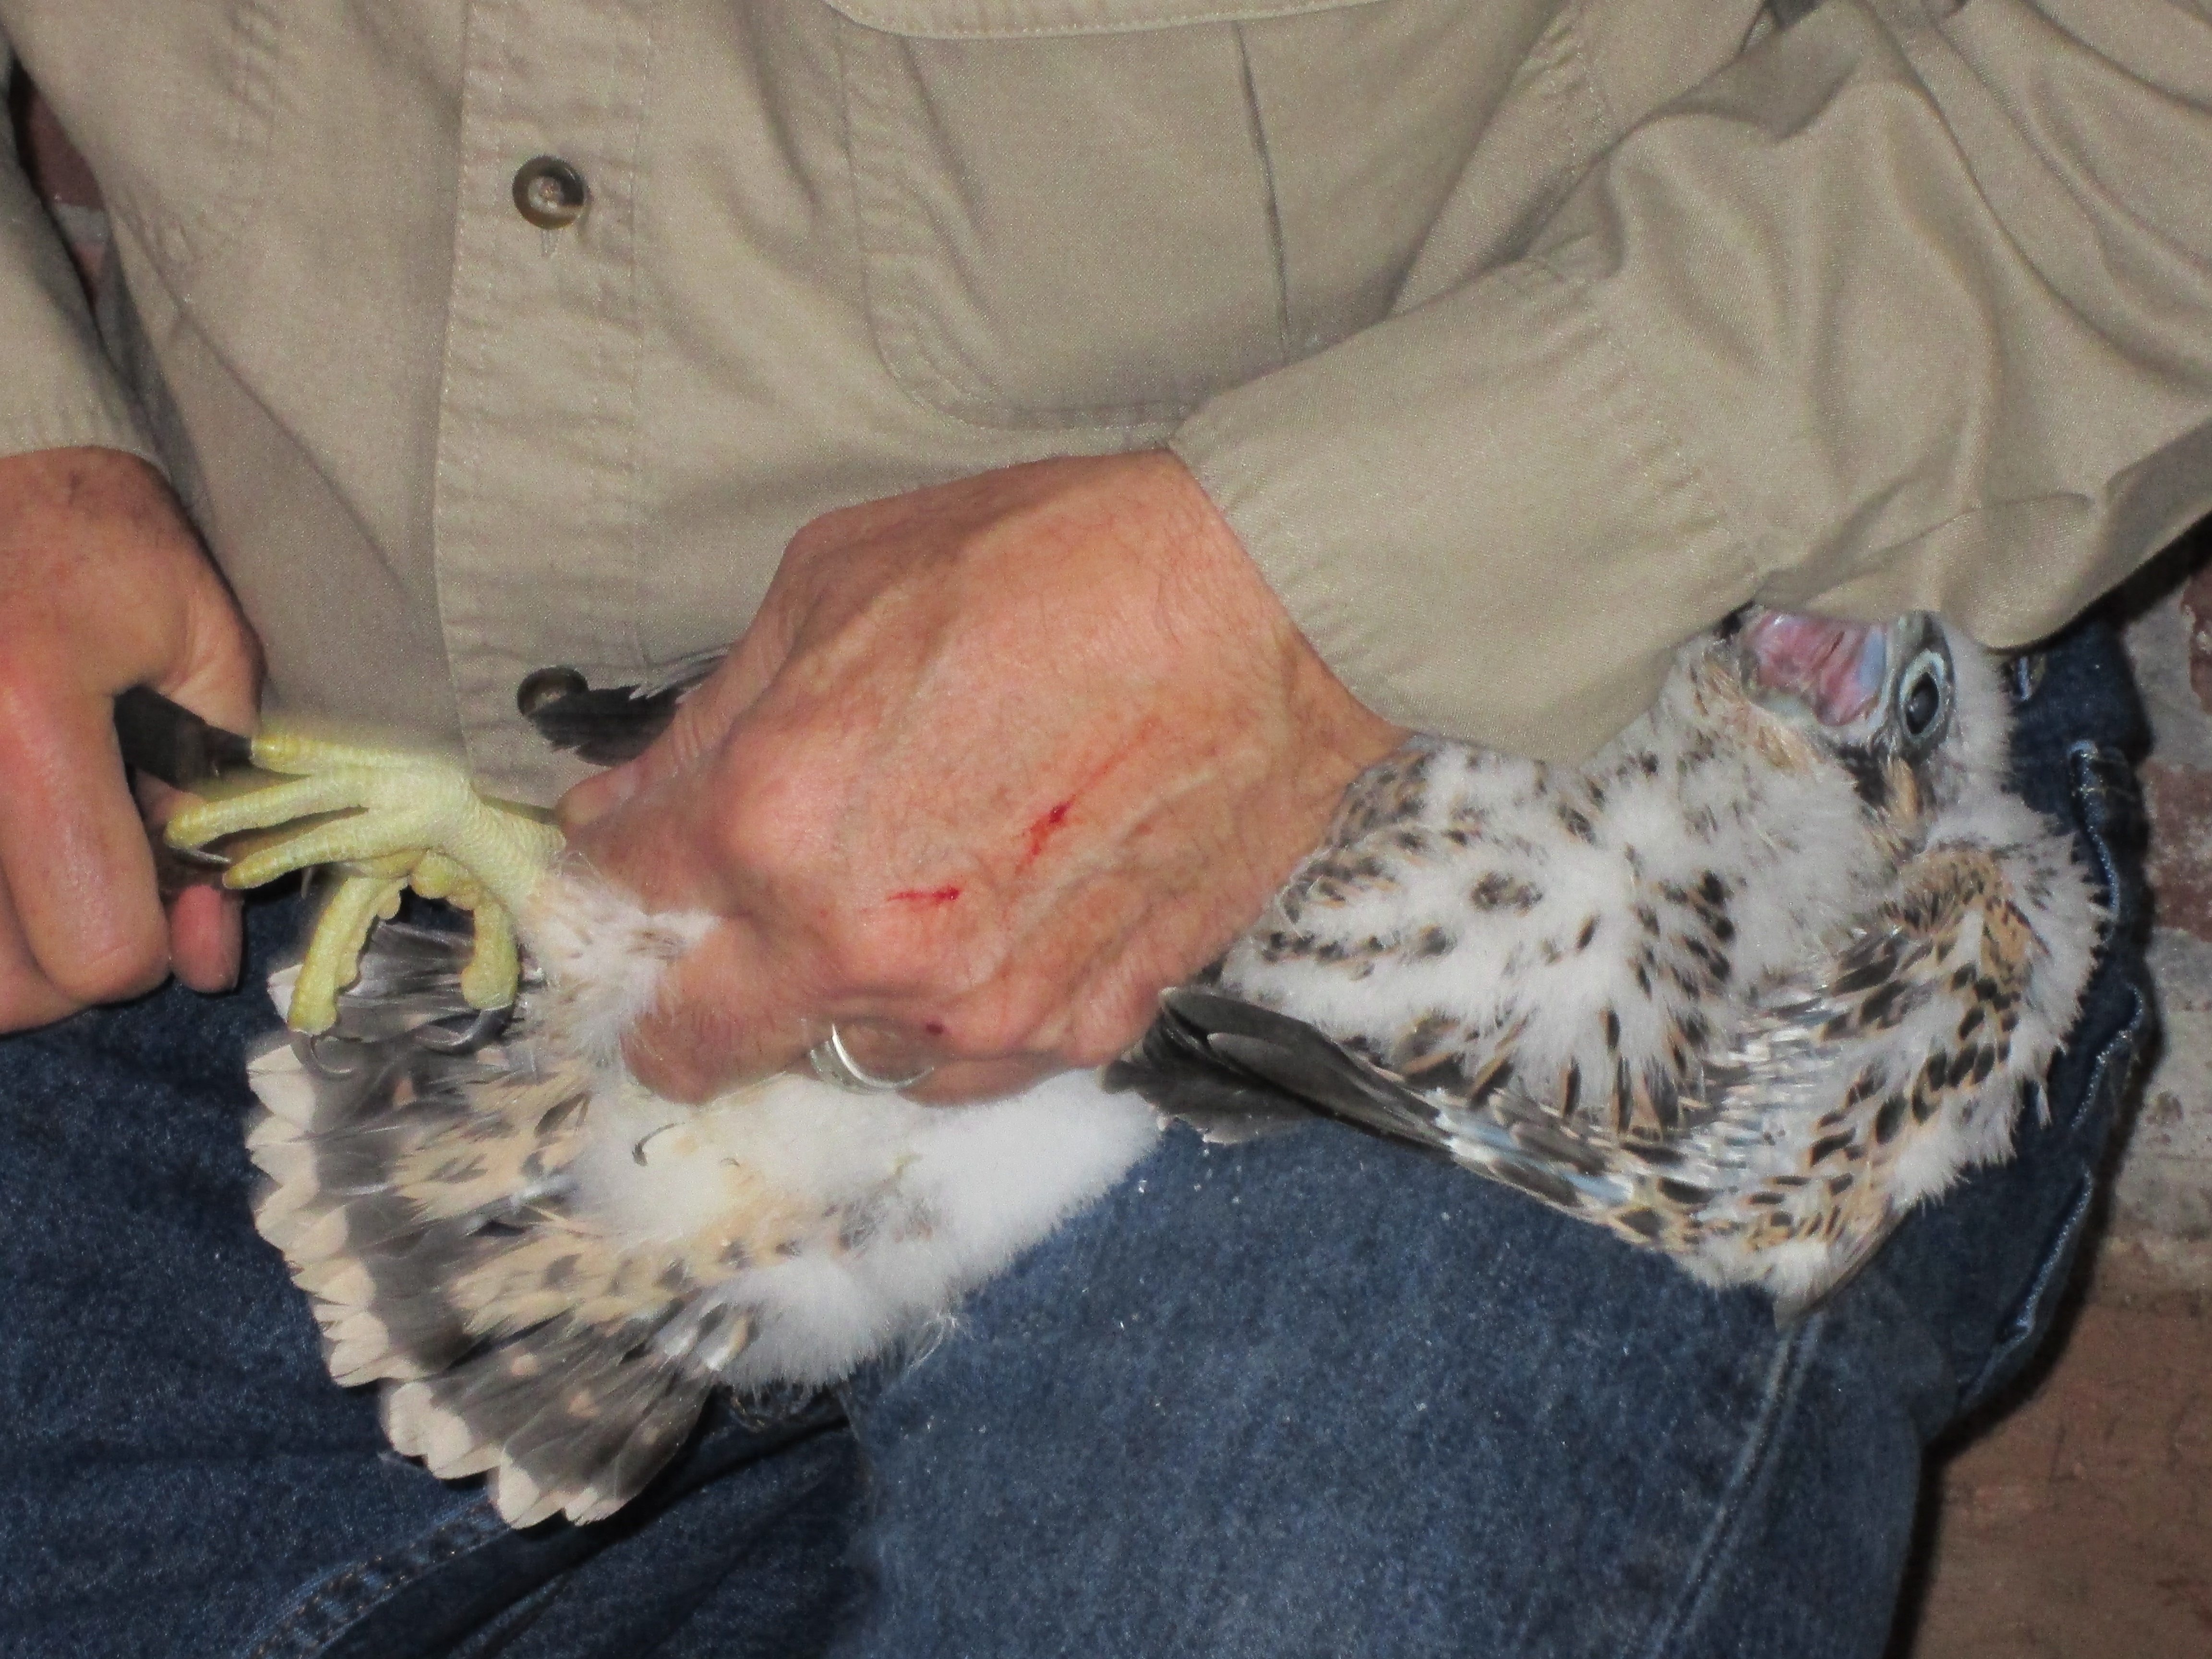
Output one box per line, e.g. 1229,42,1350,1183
826,0,1384,429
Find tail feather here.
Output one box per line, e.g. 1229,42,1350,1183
252,906,1157,1528
382,1314,715,1526
246,921,741,1527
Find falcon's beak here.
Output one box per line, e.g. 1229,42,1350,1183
1738,611,1890,728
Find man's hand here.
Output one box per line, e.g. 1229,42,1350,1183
0,447,262,1030
559,451,1406,1104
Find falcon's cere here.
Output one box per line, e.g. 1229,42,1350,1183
164,607,2100,1527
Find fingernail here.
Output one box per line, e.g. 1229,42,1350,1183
217,890,244,990
556,764,639,831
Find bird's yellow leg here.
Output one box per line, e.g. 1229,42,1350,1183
411,853,521,1015
164,730,565,1032
167,732,562,916
289,860,412,1033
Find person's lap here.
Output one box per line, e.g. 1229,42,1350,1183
0,890,865,1659
0,622,2149,1659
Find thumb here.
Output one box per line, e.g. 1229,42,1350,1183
558,622,786,833
136,502,262,995
152,553,263,734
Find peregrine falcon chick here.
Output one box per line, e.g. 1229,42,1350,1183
1114,610,2101,1315
166,609,2099,1526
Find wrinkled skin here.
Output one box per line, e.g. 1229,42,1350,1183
561,452,1406,1104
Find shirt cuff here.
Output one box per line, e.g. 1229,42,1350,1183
1172,253,1757,759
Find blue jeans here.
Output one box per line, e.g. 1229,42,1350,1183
0,621,2150,1659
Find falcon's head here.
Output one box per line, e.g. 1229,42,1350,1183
1728,608,2009,835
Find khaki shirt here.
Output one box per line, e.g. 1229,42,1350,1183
3,0,2210,804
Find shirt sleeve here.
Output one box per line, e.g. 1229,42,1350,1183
1172,0,2212,757
0,41,154,463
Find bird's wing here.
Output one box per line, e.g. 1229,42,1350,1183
1100,990,1325,1144
1107,989,1638,1217
1687,828,2101,1314
1112,819,2098,1314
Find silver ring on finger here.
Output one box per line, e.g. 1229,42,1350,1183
807,1021,935,1093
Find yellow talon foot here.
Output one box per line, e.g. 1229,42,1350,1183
412,853,523,1014
164,729,565,1032
287,863,410,1033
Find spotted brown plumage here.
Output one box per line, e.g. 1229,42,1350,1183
1111,612,2101,1317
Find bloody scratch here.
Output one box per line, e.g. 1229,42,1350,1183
1022,800,1074,864
887,885,963,907
1018,716,1160,866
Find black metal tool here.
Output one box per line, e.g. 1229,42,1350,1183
112,684,256,792
112,685,258,887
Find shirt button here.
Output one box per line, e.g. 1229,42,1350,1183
512,156,589,229
515,665,589,716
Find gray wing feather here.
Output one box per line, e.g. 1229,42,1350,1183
1113,989,1633,1214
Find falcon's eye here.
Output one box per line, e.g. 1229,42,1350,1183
1896,649,1951,751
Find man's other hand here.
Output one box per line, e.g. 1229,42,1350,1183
0,447,262,1030
559,451,1406,1104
